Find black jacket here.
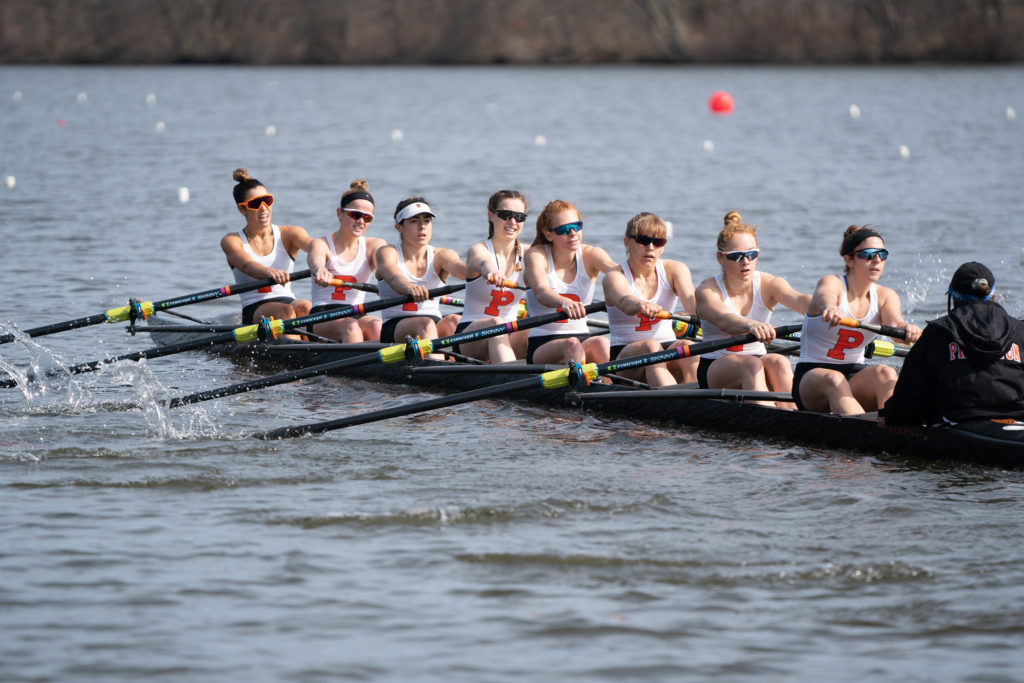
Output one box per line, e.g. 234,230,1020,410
883,300,1024,425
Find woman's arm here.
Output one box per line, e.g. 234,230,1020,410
524,246,587,318
664,260,697,314
762,272,811,314
376,244,428,301
878,285,922,343
221,233,290,285
435,247,467,281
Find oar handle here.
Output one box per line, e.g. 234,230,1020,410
327,279,379,293
837,317,907,340
536,323,804,390
486,274,527,290
387,301,608,363
655,311,700,325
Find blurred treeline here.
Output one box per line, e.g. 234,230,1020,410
2,0,1021,64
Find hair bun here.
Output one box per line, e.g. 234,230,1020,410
724,210,742,226
233,168,251,183
350,179,369,191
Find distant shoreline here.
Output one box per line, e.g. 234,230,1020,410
2,0,1022,65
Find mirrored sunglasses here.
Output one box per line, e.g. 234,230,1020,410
343,209,374,224
719,249,759,262
854,248,889,261
552,221,583,236
630,234,667,248
494,209,527,223
239,194,274,211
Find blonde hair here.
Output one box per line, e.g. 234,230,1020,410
626,212,667,239
716,210,758,251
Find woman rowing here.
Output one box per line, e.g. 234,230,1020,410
454,190,529,363
792,225,922,414
221,168,312,327
376,197,466,345
694,211,810,405
307,179,386,342
523,199,616,365
602,212,699,386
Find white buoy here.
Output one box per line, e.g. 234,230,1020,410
4,176,15,190
534,134,547,147
145,93,156,105
664,221,674,239
77,92,87,103
1008,107,1017,121
155,121,166,133
177,187,190,203
265,124,277,136
12,91,22,103
899,145,910,159
391,129,404,142
703,139,715,152
849,104,861,119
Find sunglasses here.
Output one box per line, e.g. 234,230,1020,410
629,234,667,248
719,249,759,262
551,221,583,236
238,194,274,211
494,209,527,223
343,209,374,224
853,247,889,261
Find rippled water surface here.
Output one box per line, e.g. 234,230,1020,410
2,65,1024,681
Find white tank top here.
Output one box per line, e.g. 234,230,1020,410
701,272,772,359
461,240,524,324
525,245,595,336
231,224,296,308
310,235,373,308
608,261,679,348
798,275,879,365
377,244,444,323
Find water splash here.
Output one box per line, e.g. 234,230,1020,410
103,360,221,440
0,322,87,409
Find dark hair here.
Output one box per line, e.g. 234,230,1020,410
340,179,374,209
394,196,429,222
531,199,582,247
840,225,885,273
487,190,526,271
232,168,265,204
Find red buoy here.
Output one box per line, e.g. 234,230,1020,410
709,91,734,114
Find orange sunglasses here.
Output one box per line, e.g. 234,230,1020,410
238,194,274,211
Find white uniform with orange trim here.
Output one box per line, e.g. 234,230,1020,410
701,272,771,360
310,235,373,308
608,261,679,347
461,240,524,324
377,244,443,323
798,275,879,364
525,245,594,336
231,224,296,308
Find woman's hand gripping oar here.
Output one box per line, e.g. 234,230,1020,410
0,283,465,389
253,323,801,440
0,270,312,345
160,302,607,408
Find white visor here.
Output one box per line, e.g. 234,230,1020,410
395,202,436,223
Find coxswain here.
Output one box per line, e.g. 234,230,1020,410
883,261,1024,425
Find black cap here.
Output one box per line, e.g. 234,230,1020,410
948,262,994,298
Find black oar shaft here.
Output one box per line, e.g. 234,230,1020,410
256,376,539,439
0,270,312,345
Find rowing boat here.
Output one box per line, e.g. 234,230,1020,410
141,315,1024,466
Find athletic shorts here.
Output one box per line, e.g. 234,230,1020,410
791,361,866,411
526,333,592,365
242,297,295,325
379,315,441,344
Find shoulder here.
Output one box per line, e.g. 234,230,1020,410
815,273,843,291
466,241,490,258
365,236,387,251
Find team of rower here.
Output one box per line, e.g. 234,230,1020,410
222,168,1024,423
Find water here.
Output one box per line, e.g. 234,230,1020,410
2,65,1024,681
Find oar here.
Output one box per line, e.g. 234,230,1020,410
486,274,527,290
253,323,801,439
161,302,607,408
327,279,379,293
0,270,312,345
837,317,908,340
0,283,464,389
